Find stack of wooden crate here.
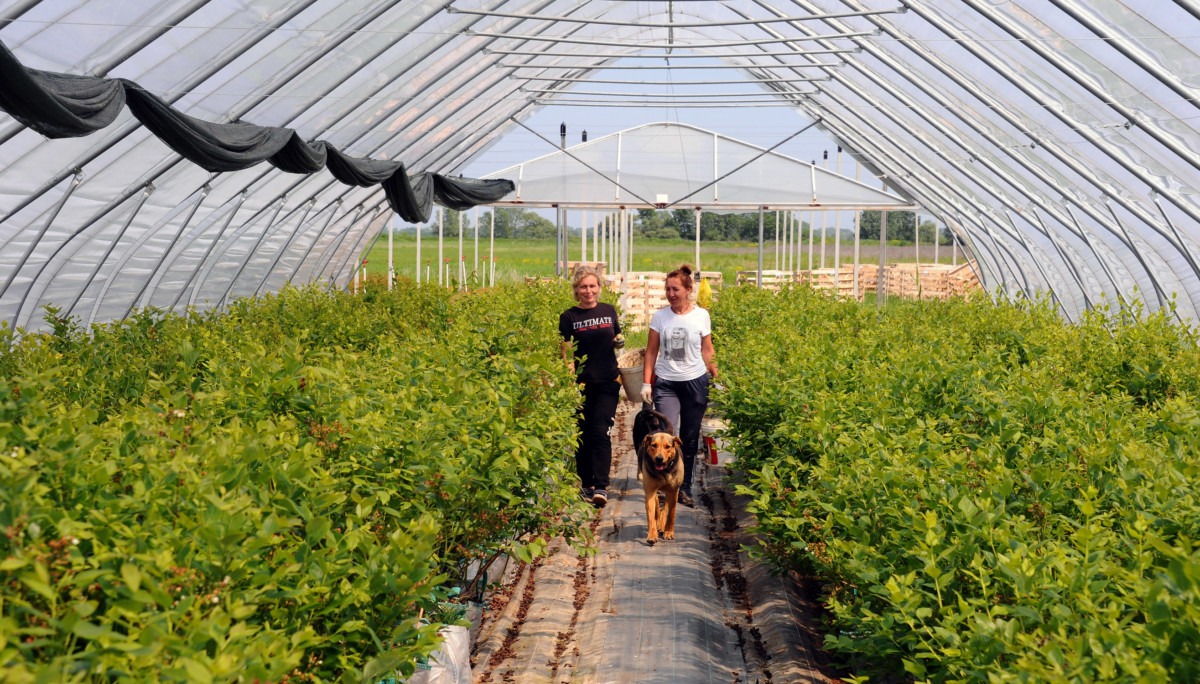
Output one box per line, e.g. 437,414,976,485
734,270,796,291
604,271,723,331
742,262,980,301
566,261,607,276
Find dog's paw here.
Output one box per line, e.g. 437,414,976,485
646,537,657,546
663,530,675,541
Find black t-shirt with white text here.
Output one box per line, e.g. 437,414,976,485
559,302,622,384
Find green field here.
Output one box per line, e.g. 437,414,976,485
359,235,970,285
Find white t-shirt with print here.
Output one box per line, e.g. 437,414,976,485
649,306,711,381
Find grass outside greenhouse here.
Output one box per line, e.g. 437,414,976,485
359,235,971,285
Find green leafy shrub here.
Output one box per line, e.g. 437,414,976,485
715,286,1200,682
0,281,590,682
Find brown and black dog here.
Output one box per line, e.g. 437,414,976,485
634,408,683,545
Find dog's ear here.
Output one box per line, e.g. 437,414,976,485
673,436,683,452
642,435,653,450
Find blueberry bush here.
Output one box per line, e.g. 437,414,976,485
715,287,1200,682
0,280,590,682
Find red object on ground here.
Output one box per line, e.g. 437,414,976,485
706,436,718,465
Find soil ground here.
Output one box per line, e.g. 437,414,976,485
470,403,840,684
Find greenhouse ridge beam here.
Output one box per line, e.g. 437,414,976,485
467,29,876,48
489,48,856,58
515,75,831,84
449,5,900,28
500,61,843,69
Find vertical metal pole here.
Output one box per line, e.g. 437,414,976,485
125,185,211,320
172,191,250,310
474,206,479,279
593,208,599,264
581,209,587,266
488,208,495,286
437,207,444,286
329,208,383,291
807,209,814,272
820,151,829,269
1064,203,1124,306
853,208,861,300
877,210,888,310
416,213,422,285
834,147,842,282
1002,210,1074,322
62,184,153,320
775,210,780,271
388,213,395,291
694,207,701,273
255,199,339,300
935,220,940,265
458,210,464,288
1152,194,1200,285
308,204,363,286
626,208,633,276
1104,199,1173,312
0,170,83,302
757,206,764,289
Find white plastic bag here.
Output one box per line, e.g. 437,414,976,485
402,626,472,684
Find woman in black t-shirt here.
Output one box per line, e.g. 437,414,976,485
559,265,623,507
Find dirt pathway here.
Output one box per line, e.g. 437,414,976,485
473,403,837,684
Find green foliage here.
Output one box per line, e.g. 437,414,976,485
714,287,1200,682
859,210,917,241
0,282,590,681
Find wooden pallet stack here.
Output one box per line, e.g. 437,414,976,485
566,261,608,276
604,271,723,331
738,262,980,301
618,272,668,331
872,262,981,300
735,270,797,291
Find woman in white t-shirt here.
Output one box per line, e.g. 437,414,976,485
640,264,717,507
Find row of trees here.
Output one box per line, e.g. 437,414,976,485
410,208,957,245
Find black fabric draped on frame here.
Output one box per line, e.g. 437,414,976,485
0,41,512,222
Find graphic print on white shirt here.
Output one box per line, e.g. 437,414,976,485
662,326,691,362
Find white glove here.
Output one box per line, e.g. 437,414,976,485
639,385,653,405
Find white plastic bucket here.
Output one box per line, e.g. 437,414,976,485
617,349,646,403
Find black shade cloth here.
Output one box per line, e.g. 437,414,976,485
0,41,126,138
0,40,512,222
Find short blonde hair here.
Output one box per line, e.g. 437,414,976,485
571,264,603,301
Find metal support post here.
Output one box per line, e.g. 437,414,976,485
0,170,83,303
757,206,764,289
254,199,341,300
62,184,153,321
214,193,288,308
306,205,364,287
877,210,887,310
168,191,250,312
123,185,211,320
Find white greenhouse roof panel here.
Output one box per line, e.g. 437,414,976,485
0,0,1197,331
482,122,913,212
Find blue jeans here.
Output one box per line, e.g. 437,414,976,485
652,374,710,492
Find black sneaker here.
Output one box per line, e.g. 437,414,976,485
580,487,594,502
677,489,695,508
592,489,608,506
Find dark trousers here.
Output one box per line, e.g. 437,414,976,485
576,380,620,490
652,374,710,492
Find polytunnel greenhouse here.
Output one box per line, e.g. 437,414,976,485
1,1,1198,683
